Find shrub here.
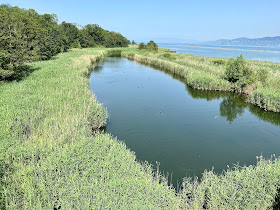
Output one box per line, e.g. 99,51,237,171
225,54,256,88
146,40,158,51
138,42,145,50
138,41,158,51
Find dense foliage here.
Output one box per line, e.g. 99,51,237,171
138,41,158,51
225,55,254,85
0,4,129,80
224,54,268,90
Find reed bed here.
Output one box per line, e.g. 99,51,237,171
1,47,280,209
0,48,179,209
123,47,280,112
180,155,280,209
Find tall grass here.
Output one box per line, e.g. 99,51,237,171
249,87,280,112
1,47,280,209
123,46,280,112
0,48,179,209
179,155,280,209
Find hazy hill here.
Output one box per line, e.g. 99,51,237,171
207,36,280,46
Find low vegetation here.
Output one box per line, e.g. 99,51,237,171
1,4,280,207
1,46,280,209
0,48,179,209
123,46,280,112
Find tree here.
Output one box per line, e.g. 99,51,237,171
104,31,129,48
138,41,158,51
146,40,158,51
138,42,145,50
224,54,255,88
59,21,80,49
0,4,131,80
78,29,96,48
84,24,105,46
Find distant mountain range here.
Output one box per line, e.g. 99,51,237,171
206,36,280,46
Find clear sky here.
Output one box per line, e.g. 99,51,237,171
5,0,280,43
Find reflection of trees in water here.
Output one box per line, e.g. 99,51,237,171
185,84,280,125
186,84,247,123
186,85,232,101
220,98,246,123
94,58,280,126
249,105,280,126
135,61,187,84
151,65,280,125
93,65,104,73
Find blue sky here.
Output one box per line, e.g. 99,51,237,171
5,0,280,42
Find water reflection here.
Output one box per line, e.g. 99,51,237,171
93,65,103,73
90,57,280,186
220,97,246,123
185,84,280,125
249,105,280,126
186,85,232,101
130,59,280,125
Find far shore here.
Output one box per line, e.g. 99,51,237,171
171,45,280,53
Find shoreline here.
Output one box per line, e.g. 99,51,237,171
122,46,280,112
1,47,280,208
162,44,280,53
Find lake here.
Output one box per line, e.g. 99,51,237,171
158,43,280,63
90,57,280,186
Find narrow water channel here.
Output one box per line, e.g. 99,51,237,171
90,57,280,185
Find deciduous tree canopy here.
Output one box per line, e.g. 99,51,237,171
0,4,130,80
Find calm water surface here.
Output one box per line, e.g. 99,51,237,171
90,57,280,185
158,43,280,62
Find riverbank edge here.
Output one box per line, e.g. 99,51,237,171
0,48,180,209
123,52,280,113
1,48,280,209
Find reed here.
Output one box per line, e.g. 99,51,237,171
0,48,179,209
1,47,280,209
180,155,280,209
123,46,280,112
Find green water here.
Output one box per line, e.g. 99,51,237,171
90,57,280,186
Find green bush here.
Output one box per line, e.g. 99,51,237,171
138,41,158,51
146,40,158,51
138,42,145,50
224,54,256,88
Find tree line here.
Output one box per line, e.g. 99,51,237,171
0,4,130,80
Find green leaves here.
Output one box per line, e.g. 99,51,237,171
225,54,256,88
0,4,130,81
138,41,158,51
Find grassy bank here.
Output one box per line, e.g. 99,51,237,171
122,46,280,112
0,48,179,209
1,47,280,209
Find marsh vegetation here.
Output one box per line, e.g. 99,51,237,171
1,5,280,208
1,46,280,209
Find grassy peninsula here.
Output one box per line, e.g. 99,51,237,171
1,46,280,209
123,45,280,112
